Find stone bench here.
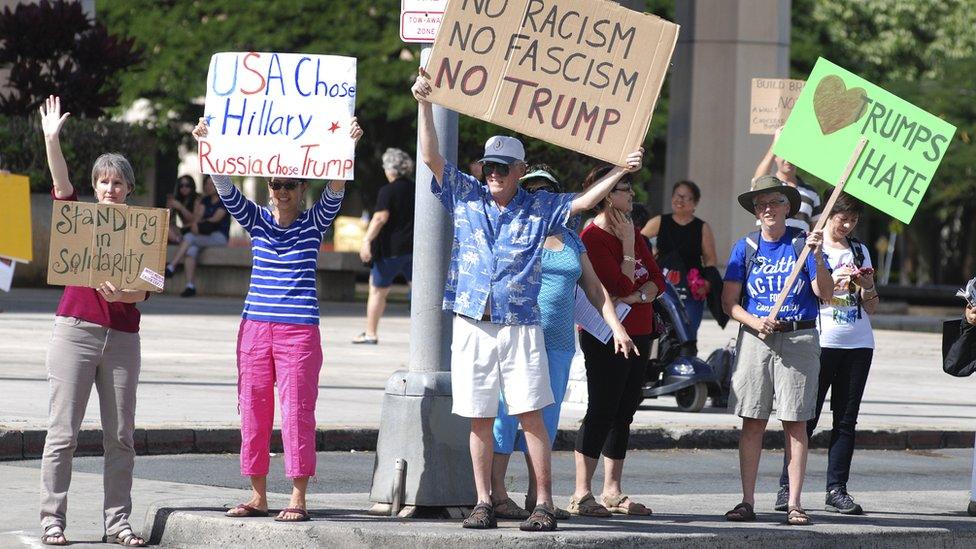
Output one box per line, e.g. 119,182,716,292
164,245,366,301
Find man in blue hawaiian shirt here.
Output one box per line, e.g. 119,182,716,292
411,70,644,531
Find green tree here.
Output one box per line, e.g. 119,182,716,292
0,0,142,116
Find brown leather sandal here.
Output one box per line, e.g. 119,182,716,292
724,501,756,522
787,506,811,526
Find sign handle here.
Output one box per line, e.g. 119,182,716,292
758,137,868,339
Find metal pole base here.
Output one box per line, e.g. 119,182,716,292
368,503,472,519
368,370,476,509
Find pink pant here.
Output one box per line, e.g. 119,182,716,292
237,319,322,478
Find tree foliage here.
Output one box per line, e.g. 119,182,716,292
0,0,142,117
791,0,976,284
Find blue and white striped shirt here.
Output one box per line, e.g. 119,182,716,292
211,174,343,326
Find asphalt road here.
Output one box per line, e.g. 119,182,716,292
8,448,974,498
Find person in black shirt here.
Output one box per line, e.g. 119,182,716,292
354,148,415,344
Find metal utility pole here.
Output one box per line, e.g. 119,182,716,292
368,46,474,517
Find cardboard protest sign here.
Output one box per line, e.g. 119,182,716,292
749,78,805,135
0,173,33,263
201,52,357,180
47,201,169,292
424,0,679,166
774,57,956,224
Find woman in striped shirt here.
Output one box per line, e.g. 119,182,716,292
193,118,363,522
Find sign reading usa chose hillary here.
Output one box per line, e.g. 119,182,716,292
201,52,357,180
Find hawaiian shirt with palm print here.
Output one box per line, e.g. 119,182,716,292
432,163,575,325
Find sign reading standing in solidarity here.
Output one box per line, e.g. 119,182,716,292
424,0,679,166
202,52,357,180
47,201,170,292
774,57,957,224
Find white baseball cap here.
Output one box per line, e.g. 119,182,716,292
478,136,525,165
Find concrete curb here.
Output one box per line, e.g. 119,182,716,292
3,427,972,461
142,497,976,549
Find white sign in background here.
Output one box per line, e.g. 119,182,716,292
400,0,447,43
202,52,357,180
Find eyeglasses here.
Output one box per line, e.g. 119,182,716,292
269,180,299,191
611,185,633,193
525,183,555,194
753,198,788,210
482,162,510,178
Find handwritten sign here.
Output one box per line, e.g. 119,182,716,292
401,0,448,43
774,58,956,224
47,201,169,292
424,0,679,166
749,78,805,134
0,173,33,263
201,52,357,180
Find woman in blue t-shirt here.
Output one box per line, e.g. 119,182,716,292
720,175,832,526
488,166,636,520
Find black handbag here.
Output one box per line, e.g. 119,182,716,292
942,319,976,377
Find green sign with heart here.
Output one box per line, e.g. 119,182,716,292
774,57,956,224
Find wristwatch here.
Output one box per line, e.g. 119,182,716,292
639,291,648,302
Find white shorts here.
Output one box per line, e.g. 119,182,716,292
450,315,554,418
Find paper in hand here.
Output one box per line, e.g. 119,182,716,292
573,286,631,344
956,276,976,308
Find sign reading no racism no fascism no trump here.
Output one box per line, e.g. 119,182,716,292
774,58,957,224
424,0,679,166
201,52,357,180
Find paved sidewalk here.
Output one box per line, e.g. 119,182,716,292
2,449,975,548
2,289,972,443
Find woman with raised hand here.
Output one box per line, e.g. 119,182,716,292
489,165,638,521
38,95,148,547
192,117,363,522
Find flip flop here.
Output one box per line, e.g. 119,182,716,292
225,503,269,517
787,506,812,526
352,333,378,344
724,501,756,522
275,507,310,522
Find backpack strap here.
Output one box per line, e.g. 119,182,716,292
846,236,866,318
740,231,761,307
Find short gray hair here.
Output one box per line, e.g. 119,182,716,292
381,148,414,178
91,153,135,189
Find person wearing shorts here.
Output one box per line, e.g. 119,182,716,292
411,69,643,531
355,148,415,344
720,176,832,526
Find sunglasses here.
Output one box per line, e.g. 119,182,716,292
482,162,511,178
269,180,299,191
611,185,633,193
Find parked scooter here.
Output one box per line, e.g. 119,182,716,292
641,280,724,412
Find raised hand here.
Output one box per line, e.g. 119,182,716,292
349,117,364,143
623,147,644,173
192,117,209,141
411,68,433,103
39,95,70,138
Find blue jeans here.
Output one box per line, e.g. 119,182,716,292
492,349,574,454
779,347,873,490
682,297,704,341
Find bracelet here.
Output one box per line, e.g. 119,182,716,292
622,255,636,263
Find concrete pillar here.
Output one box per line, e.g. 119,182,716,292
665,0,791,263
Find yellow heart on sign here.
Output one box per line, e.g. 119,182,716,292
813,75,868,135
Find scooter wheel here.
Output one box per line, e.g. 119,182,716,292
675,382,708,412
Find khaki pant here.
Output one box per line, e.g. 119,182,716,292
728,327,820,422
40,316,141,536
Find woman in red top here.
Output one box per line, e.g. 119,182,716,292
38,96,148,547
568,165,665,518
